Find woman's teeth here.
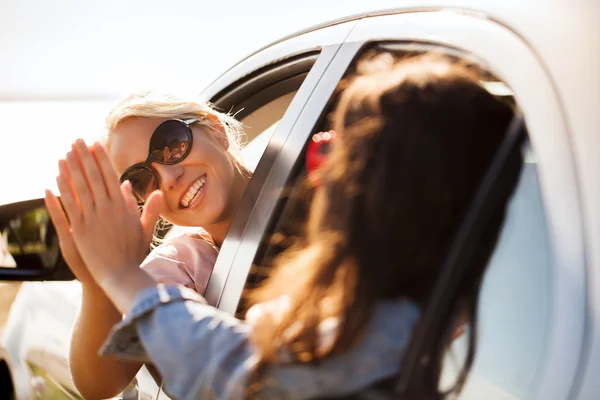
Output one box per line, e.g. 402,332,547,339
180,176,206,208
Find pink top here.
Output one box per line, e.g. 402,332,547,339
140,232,218,295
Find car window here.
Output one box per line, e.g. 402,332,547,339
0,231,16,268
213,52,321,171
167,53,317,240
242,120,280,171
441,146,550,399
245,44,553,399
1,204,59,269
240,91,298,171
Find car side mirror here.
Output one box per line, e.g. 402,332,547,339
0,198,75,281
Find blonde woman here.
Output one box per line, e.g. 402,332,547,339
45,92,252,399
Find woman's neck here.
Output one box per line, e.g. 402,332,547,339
204,221,229,248
203,168,250,248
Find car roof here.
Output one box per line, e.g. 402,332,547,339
213,0,598,87
206,0,598,171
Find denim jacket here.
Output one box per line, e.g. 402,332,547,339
100,284,420,400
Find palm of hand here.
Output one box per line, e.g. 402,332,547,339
50,140,162,288
45,191,95,286
70,201,148,284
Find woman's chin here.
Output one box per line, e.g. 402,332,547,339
173,208,223,229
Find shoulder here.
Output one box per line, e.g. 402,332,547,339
142,231,219,295
151,231,218,259
257,299,420,398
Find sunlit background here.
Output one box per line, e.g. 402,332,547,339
0,0,405,205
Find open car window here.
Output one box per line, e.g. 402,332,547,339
212,51,320,169
244,44,554,399
166,52,321,239
242,120,280,171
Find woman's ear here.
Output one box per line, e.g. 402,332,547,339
207,113,230,150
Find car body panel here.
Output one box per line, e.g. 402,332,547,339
204,43,350,308
1,281,81,399
213,9,589,398
345,13,587,400
200,20,358,101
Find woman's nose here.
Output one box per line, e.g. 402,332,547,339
153,163,183,191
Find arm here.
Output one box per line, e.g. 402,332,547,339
100,285,420,400
52,142,253,398
100,284,258,400
70,232,220,398
70,284,143,399
45,190,144,399
52,141,417,399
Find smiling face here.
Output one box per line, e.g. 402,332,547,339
108,117,243,230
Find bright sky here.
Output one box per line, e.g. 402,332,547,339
0,0,407,99
0,0,405,205
0,0,527,204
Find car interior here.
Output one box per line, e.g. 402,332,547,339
233,43,550,398
239,43,519,309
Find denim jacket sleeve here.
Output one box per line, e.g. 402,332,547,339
100,284,419,400
100,284,257,399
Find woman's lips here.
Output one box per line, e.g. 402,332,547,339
179,174,207,209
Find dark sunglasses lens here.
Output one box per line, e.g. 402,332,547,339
122,167,157,203
150,120,191,163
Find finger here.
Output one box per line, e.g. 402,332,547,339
55,173,82,228
120,180,139,214
92,142,121,200
72,139,109,204
57,159,81,209
141,190,163,245
44,190,74,244
65,150,95,211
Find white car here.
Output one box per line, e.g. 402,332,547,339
1,0,599,399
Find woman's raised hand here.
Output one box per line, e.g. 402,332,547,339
45,189,96,287
53,139,163,288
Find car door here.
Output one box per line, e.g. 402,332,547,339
199,20,361,307
211,10,587,400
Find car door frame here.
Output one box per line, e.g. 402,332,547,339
210,9,587,400
201,20,360,306
342,12,586,400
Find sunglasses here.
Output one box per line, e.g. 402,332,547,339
119,118,197,204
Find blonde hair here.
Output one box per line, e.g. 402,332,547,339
104,91,252,179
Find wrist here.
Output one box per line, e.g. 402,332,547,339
97,267,157,315
80,280,108,297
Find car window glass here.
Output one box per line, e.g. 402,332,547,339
1,205,59,269
246,44,554,400
239,90,299,172
240,91,297,143
242,120,280,171
217,52,320,171
441,145,551,399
